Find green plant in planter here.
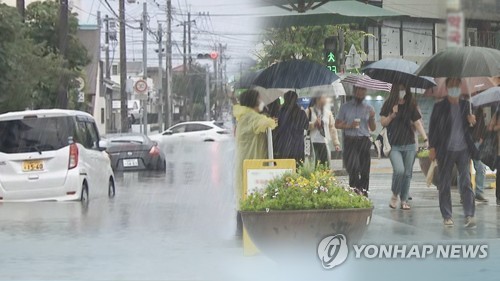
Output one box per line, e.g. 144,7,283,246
417,148,429,159
240,165,372,211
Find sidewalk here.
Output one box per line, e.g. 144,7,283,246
334,165,498,243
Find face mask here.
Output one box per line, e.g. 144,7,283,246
258,101,265,112
399,90,406,99
448,87,461,98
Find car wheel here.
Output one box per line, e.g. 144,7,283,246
81,182,89,204
157,160,166,171
108,178,116,198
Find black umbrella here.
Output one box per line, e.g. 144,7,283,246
415,46,500,78
234,69,263,89
252,60,340,89
362,58,436,89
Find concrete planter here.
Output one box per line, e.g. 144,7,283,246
241,208,373,261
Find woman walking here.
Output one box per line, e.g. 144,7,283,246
380,84,428,210
306,95,341,168
274,91,309,165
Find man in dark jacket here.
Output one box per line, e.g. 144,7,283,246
429,78,479,229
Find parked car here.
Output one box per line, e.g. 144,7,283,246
0,109,115,202
150,121,232,144
104,133,166,172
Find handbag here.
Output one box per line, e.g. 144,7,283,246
304,108,315,160
380,127,392,157
426,160,438,187
479,131,498,170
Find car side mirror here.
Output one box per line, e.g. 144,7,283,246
163,130,173,135
98,140,108,151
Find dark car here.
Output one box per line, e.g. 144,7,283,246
104,133,166,171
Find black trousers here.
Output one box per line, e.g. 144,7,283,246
313,143,330,168
343,136,372,195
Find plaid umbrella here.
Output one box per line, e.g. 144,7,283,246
341,75,392,92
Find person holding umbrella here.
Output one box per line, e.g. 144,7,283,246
233,89,278,235
380,84,428,210
335,86,376,196
274,91,309,165
428,78,479,228
305,95,341,168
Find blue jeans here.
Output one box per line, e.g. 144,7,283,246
473,142,486,195
389,144,417,202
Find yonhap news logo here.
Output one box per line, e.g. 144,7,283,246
317,234,489,270
317,234,349,269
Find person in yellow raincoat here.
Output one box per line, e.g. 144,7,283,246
233,89,277,235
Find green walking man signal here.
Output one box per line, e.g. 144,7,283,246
324,36,339,74
327,52,337,73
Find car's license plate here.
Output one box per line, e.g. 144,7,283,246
22,160,44,172
123,159,139,167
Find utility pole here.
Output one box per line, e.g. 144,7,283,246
119,0,128,133
16,0,25,21
183,21,187,76
104,15,112,133
57,0,69,109
157,23,163,132
188,12,192,68
165,0,173,128
142,2,148,135
205,66,210,121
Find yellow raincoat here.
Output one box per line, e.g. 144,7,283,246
233,105,277,204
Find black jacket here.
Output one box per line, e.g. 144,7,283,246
428,98,479,161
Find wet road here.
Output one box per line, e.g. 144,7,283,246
0,142,243,280
1,141,500,280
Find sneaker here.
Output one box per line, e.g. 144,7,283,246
475,194,488,203
443,218,454,227
464,216,477,229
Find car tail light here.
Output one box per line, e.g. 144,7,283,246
149,145,160,156
68,143,79,169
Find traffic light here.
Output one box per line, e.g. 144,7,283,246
197,52,219,60
324,36,339,74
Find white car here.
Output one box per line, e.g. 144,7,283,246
151,121,232,144
0,109,115,202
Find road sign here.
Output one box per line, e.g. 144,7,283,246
345,44,361,70
78,91,85,103
76,77,85,91
447,11,464,47
134,79,148,100
134,79,148,93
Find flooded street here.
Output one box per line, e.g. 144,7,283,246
1,141,500,280
0,142,242,280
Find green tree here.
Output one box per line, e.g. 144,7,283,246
25,0,90,109
0,4,64,113
256,25,371,68
173,65,212,120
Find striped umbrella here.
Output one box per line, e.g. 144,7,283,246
341,74,392,92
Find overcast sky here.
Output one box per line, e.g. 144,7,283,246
77,0,260,79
